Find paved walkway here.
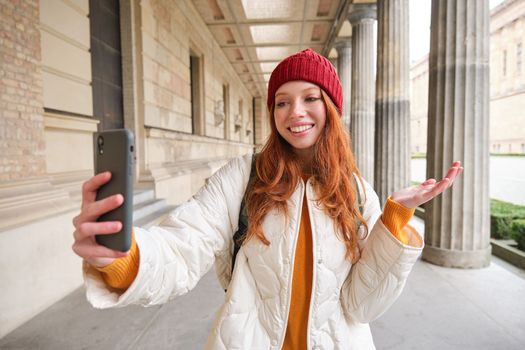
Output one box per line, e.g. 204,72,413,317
1,218,525,349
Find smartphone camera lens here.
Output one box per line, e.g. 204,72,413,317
98,136,104,155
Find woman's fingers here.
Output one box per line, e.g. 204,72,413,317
421,178,436,186
82,194,124,223
420,162,463,201
453,166,464,180
73,221,122,241
417,179,447,203
81,172,112,207
428,162,461,194
72,240,128,261
446,164,463,187
72,194,123,230
72,172,130,264
72,221,128,264
433,162,461,189
444,163,460,179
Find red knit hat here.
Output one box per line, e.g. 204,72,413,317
267,48,342,113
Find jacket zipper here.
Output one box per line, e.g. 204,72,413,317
276,181,305,350
305,180,317,350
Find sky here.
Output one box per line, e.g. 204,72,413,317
410,0,505,63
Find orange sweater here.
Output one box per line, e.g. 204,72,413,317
95,192,416,349
95,231,140,289
282,185,314,349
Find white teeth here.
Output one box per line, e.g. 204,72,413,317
290,125,313,133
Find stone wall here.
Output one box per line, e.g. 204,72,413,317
140,0,253,149
253,96,269,151
0,0,46,182
490,0,525,98
136,0,255,204
490,93,525,154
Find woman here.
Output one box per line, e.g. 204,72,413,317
73,49,462,349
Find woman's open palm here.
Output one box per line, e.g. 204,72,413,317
391,161,463,209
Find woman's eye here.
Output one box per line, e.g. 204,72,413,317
276,101,287,108
306,96,320,102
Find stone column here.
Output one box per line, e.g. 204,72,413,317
348,4,377,182
374,0,411,206
334,37,352,131
329,57,338,73
423,0,491,268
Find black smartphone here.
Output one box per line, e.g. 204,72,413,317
93,129,134,252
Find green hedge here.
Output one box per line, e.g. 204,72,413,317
411,153,426,159
490,153,525,157
490,199,525,239
511,219,525,251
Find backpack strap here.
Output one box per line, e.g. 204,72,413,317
231,153,257,275
353,175,363,230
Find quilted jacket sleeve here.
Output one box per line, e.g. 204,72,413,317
83,154,252,308
340,179,424,323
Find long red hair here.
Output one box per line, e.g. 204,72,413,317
245,90,368,263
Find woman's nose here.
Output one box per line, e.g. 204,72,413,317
290,101,306,117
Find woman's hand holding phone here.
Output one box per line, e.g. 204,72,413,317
72,171,130,267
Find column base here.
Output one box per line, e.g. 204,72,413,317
422,245,492,269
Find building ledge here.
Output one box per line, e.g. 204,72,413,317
490,238,525,271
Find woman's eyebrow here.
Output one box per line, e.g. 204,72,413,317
303,88,321,94
275,87,320,97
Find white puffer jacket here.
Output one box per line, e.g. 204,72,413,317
84,153,424,350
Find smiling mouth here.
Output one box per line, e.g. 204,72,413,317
289,125,314,133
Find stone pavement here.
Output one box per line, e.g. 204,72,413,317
1,217,524,350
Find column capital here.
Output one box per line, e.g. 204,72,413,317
348,3,377,25
334,36,352,52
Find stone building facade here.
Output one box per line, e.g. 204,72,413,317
409,55,429,155
410,0,525,155
489,0,525,154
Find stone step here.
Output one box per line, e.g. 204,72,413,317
135,204,177,228
132,198,168,224
132,189,155,206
